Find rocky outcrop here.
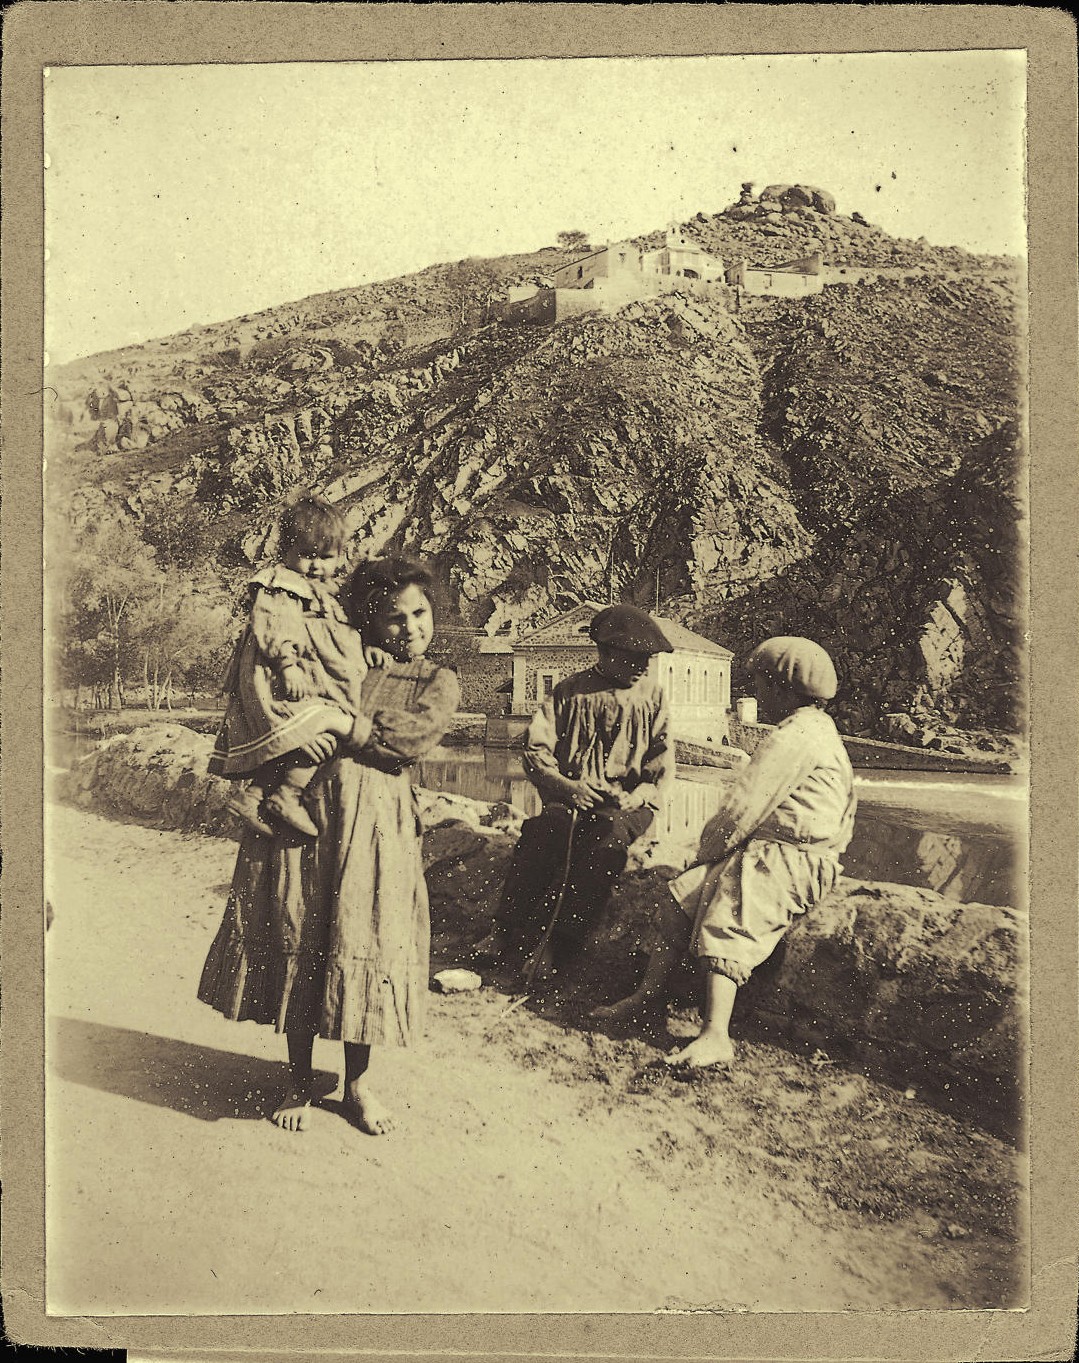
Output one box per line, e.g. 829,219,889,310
702,186,1013,275
57,724,525,839
59,725,1025,1130
686,278,1023,737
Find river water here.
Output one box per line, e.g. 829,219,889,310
416,746,1027,909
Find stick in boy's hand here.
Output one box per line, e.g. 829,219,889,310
563,778,610,812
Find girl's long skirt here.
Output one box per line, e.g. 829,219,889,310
198,753,428,1046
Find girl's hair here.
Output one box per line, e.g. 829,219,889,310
278,494,348,558
341,555,434,627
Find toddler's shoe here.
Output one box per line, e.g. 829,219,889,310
227,788,275,838
263,787,319,838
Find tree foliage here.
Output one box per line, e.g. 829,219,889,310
443,259,501,334
556,230,591,253
48,513,235,710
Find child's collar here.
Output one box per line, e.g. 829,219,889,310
249,564,342,604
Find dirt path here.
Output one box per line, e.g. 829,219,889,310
45,804,1024,1315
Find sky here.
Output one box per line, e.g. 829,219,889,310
44,51,1027,364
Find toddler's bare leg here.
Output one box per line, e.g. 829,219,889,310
272,1031,315,1131
276,763,320,793
664,971,737,1069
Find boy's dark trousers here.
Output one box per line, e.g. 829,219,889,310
496,802,654,965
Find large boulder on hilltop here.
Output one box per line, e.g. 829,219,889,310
759,183,836,215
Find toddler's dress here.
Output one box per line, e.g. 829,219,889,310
208,565,367,778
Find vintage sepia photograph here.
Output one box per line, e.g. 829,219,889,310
36,37,1035,1324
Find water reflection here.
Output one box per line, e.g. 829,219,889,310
416,747,1025,908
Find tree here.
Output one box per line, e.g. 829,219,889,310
556,230,591,253
55,519,164,709
140,495,220,573
443,259,501,335
134,579,234,710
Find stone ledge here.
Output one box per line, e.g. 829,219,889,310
58,724,1025,1132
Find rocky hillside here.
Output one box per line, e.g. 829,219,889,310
46,187,1025,739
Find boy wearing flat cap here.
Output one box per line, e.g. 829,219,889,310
595,636,856,1072
478,603,676,980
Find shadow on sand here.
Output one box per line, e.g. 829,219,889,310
48,1016,337,1122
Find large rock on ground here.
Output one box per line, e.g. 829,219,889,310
59,724,1025,1127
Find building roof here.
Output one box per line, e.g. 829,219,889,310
514,601,733,658
652,616,734,659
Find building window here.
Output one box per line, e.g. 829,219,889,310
577,266,583,280
537,669,560,701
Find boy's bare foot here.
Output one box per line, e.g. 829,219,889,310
342,1082,394,1136
663,1032,736,1070
271,1082,312,1131
590,992,661,1027
263,788,319,838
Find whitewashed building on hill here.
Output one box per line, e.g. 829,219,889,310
502,230,730,324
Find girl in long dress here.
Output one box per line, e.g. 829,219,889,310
198,556,460,1134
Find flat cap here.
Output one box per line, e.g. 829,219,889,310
747,636,838,700
589,604,674,655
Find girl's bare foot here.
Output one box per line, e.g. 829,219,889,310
271,1081,312,1131
342,1082,394,1136
664,1031,735,1070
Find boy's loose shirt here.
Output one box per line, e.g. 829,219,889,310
494,664,675,961
521,665,676,818
693,707,856,865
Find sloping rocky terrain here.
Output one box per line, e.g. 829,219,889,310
46,186,1024,741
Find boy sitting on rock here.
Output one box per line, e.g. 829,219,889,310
594,637,857,1072
475,604,675,982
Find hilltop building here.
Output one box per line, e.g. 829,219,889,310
550,231,727,292
726,250,825,298
462,600,734,747
502,230,730,324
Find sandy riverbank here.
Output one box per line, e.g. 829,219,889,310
45,802,1025,1315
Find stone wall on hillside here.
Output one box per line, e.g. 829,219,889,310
58,725,1026,1131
